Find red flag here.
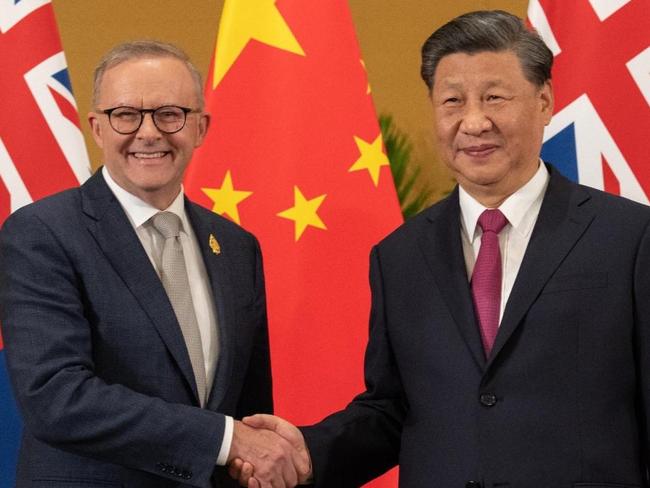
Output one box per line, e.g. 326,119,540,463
528,0,650,202
184,1,403,485
0,2,90,486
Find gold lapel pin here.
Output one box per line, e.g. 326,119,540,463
209,233,221,255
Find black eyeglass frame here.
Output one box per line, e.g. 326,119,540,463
100,105,199,135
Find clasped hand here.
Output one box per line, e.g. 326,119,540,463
227,414,312,488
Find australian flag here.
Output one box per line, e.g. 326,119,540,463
528,0,650,204
0,1,90,485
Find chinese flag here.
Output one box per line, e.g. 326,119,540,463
184,0,402,486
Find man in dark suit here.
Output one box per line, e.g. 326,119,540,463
233,10,650,488
0,41,307,488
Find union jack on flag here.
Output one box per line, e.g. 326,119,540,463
528,0,650,204
0,0,90,224
0,1,89,485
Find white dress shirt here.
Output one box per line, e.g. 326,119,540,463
102,167,233,465
460,162,550,323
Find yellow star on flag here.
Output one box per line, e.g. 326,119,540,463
348,134,390,187
277,186,327,241
212,0,306,88
202,170,252,224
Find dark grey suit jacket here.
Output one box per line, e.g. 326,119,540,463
0,170,273,487
302,165,650,488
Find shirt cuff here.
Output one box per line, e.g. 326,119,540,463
216,415,234,466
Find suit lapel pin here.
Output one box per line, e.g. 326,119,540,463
209,233,221,255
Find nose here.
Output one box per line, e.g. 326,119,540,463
136,112,162,139
459,101,492,136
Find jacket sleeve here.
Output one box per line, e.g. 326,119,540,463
300,246,404,487
0,208,225,488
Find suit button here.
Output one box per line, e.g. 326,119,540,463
466,481,482,488
480,393,497,407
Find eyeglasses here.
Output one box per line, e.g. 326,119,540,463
100,105,199,135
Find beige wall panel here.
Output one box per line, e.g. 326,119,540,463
53,0,527,204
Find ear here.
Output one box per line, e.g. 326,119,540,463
194,112,211,147
88,112,104,149
539,80,554,126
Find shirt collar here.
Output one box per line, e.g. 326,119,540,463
102,166,188,230
459,161,549,243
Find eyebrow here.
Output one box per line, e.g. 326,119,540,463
103,101,187,109
438,79,510,90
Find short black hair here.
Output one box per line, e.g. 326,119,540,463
421,10,553,91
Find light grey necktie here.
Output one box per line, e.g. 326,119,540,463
152,211,207,406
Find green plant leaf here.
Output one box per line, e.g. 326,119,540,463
379,113,433,219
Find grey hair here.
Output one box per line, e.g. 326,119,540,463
92,40,204,109
421,10,553,91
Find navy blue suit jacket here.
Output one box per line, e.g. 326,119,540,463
302,166,650,488
0,170,273,487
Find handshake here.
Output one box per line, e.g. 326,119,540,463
227,414,312,488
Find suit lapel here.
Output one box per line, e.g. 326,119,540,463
418,189,487,371
185,202,235,410
488,168,595,366
80,172,201,404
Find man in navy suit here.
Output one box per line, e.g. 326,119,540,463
0,41,308,488
232,10,650,488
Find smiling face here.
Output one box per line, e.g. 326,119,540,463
88,56,209,209
431,50,553,207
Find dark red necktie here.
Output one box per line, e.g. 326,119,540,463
471,209,508,356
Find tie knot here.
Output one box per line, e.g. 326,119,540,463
152,211,182,239
477,209,508,234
